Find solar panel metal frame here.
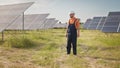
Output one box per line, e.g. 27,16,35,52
118,21,120,32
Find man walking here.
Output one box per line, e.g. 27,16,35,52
66,11,80,55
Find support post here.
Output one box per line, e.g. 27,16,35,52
22,12,25,39
2,31,4,41
22,12,25,31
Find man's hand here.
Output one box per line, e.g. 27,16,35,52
66,33,68,37
77,29,80,37
77,33,80,37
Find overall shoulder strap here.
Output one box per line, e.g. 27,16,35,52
74,19,77,24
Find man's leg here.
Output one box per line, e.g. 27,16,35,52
72,36,77,55
67,36,72,54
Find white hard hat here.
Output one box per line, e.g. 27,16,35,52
70,11,75,14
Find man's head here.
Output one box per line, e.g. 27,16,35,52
69,11,75,18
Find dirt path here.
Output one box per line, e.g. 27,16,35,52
55,54,70,68
54,44,71,68
83,56,105,68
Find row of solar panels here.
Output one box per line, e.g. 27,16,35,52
6,14,59,30
83,12,120,33
0,2,59,32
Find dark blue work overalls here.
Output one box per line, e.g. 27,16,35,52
67,19,77,55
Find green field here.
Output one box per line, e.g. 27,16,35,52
0,29,120,68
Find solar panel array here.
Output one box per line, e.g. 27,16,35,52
0,2,34,32
0,2,60,32
84,12,120,33
3,3,120,33
6,14,60,30
102,12,120,32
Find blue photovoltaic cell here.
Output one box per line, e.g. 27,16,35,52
102,27,118,32
104,22,119,27
83,19,92,29
96,17,106,30
108,12,120,16
88,17,102,30
102,12,120,33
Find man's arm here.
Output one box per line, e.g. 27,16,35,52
66,22,69,37
77,27,80,37
76,19,80,37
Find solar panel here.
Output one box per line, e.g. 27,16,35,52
96,17,106,30
46,19,56,29
83,19,92,29
49,20,59,29
7,14,49,30
6,15,23,30
28,14,49,30
88,17,103,30
0,2,34,32
102,12,120,32
44,18,55,29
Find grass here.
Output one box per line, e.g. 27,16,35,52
0,29,120,68
8,36,38,48
77,29,120,61
98,34,120,46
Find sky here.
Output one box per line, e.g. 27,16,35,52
0,0,120,23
